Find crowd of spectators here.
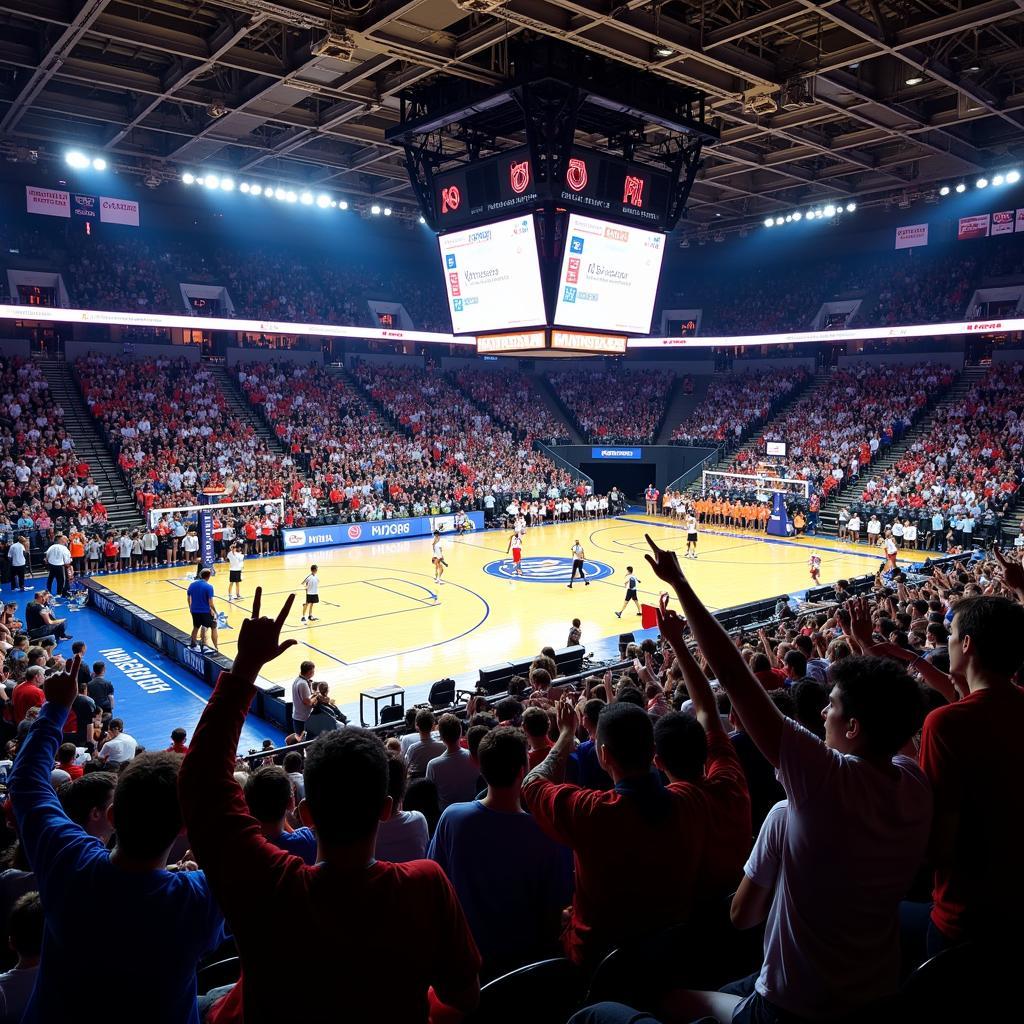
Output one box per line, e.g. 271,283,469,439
843,362,1023,531
5,532,1022,1021
454,368,571,445
671,368,810,446
732,362,956,502
65,236,174,314
547,369,675,443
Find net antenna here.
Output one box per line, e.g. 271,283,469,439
701,469,810,503
148,497,286,571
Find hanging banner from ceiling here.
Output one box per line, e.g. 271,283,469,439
25,186,70,218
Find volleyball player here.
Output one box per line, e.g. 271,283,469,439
506,529,524,576
227,542,245,600
432,530,446,584
809,553,822,584
614,566,642,618
685,512,699,559
884,534,899,573
301,564,320,622
568,540,589,588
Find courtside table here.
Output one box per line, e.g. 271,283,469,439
359,684,405,727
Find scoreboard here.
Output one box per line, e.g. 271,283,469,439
433,144,671,230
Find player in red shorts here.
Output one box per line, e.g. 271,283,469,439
506,529,524,576
809,553,821,584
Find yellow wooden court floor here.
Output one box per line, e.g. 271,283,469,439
98,515,929,706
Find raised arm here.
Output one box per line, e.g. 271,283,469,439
645,535,785,765
994,546,1024,603
656,595,724,736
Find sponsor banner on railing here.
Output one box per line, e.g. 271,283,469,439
958,213,990,240
282,511,485,551
894,223,928,249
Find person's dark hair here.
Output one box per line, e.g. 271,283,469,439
92,661,105,675
540,646,556,660
653,711,707,781
478,727,527,788
751,652,772,673
495,697,523,723
830,656,925,757
7,891,43,958
529,667,552,691
109,718,124,732
303,729,387,845
200,568,211,580
466,724,491,760
244,765,293,822
299,660,315,676
582,698,605,730
403,778,441,835
784,650,808,678
437,713,461,745
384,751,409,806
596,702,654,775
403,707,418,731
767,688,796,718
790,678,829,738
953,595,1024,677
282,751,304,774
521,706,549,739
507,675,527,697
71,640,86,655
468,712,497,731
58,771,116,826
927,623,948,644
111,752,184,860
793,634,813,656
170,727,187,744
614,686,645,708
56,742,76,765
415,709,436,733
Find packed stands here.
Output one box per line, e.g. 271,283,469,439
453,368,571,445
547,369,674,443
671,366,810,445
860,363,1023,520
730,362,957,502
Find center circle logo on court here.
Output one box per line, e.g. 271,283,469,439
483,556,614,583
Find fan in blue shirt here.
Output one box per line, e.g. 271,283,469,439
8,654,226,1024
243,764,319,865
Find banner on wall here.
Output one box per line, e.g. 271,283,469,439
894,223,928,249
71,193,97,219
991,210,1015,236
25,186,70,217
100,196,140,226
958,214,991,240
1017,208,1024,233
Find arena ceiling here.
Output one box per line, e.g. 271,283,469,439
2,0,1024,232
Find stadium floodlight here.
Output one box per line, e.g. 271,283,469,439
250,184,262,196
371,204,381,215
976,177,989,188
239,182,250,193
784,214,793,222
274,187,286,200
955,182,966,193
823,204,836,217
339,200,349,210
939,185,950,196
383,206,393,216
316,193,331,208
805,210,815,220
992,174,1005,187
203,174,220,189
845,201,856,212
1007,170,1021,184
182,172,195,185
763,217,774,227
285,190,297,203
300,191,314,205
792,211,802,221
219,177,234,191
419,215,426,224
91,156,107,171
65,150,89,169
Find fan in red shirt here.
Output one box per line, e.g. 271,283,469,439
522,611,750,967
179,590,481,1024
918,574,1024,953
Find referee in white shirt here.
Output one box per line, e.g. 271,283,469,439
45,535,72,596
8,535,29,592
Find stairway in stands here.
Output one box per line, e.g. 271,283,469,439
38,361,143,532
816,365,988,536
655,374,713,444
206,362,291,456
531,375,585,444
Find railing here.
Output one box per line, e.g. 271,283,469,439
535,440,593,487
665,445,723,493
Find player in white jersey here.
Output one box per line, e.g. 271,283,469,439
432,530,446,584
506,530,524,576
685,514,699,558
227,542,245,600
568,540,589,588
809,553,821,584
300,564,320,622
614,566,642,619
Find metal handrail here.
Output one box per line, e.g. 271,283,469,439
535,440,593,486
